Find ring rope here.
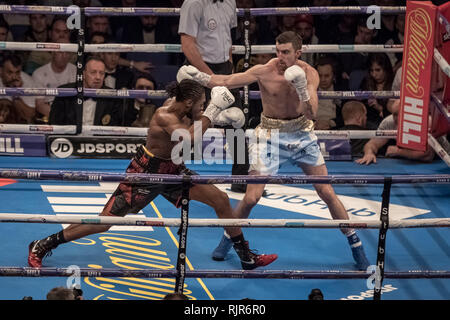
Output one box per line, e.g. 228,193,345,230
0,267,447,279
0,42,405,54
0,214,449,229
434,48,450,79
0,124,398,139
0,5,406,16
0,87,401,100
0,169,448,184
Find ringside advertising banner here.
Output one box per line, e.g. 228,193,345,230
47,134,352,160
397,1,437,151
0,134,46,156
48,136,146,159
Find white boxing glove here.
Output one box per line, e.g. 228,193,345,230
284,65,310,101
202,86,235,123
214,107,245,128
176,65,211,87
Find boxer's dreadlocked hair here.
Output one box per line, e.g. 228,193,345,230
166,79,204,103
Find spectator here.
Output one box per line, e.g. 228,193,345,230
356,100,435,165
295,14,319,66
373,0,399,45
0,16,10,66
32,49,77,122
0,54,37,123
46,286,83,300
339,18,376,87
86,15,111,40
123,73,158,127
18,14,50,74
49,56,123,126
384,14,405,71
315,56,347,129
312,0,339,44
308,288,324,300
100,51,134,90
179,0,250,194
0,99,19,124
49,16,71,43
391,66,401,91
20,15,73,75
360,53,394,129
328,0,359,45
339,100,369,157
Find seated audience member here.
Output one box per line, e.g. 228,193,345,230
100,51,134,90
46,286,83,300
384,14,405,71
0,16,10,66
295,14,319,66
18,14,50,74
0,99,19,124
339,100,369,157
0,54,37,123
315,56,347,129
392,66,402,91
360,53,394,129
123,73,158,127
32,49,77,122
312,0,339,44
356,100,435,165
372,0,399,45
328,0,359,45
86,15,111,41
338,18,376,83
49,56,123,126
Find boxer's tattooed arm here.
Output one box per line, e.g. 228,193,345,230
303,100,315,120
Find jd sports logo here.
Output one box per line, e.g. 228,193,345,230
51,138,73,158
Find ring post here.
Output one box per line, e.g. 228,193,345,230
174,175,191,294
374,177,392,300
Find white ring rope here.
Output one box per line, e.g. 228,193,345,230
0,213,448,229
0,41,404,54
0,124,398,139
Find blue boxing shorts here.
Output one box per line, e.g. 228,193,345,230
249,114,325,175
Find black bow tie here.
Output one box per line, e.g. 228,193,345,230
213,0,223,3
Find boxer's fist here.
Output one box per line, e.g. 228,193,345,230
210,86,235,110
202,86,235,124
176,65,211,87
284,65,310,101
214,107,245,128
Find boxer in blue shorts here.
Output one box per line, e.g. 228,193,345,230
177,31,370,270
28,79,277,270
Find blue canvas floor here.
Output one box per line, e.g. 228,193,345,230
0,156,448,300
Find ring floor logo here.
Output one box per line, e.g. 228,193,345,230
50,138,74,158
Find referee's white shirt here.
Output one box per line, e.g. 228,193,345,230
178,0,237,64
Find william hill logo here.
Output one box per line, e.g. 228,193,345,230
0,137,24,154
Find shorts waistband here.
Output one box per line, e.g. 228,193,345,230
259,114,314,132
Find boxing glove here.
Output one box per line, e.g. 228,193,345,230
202,86,235,123
284,65,310,101
214,107,245,128
176,65,211,87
